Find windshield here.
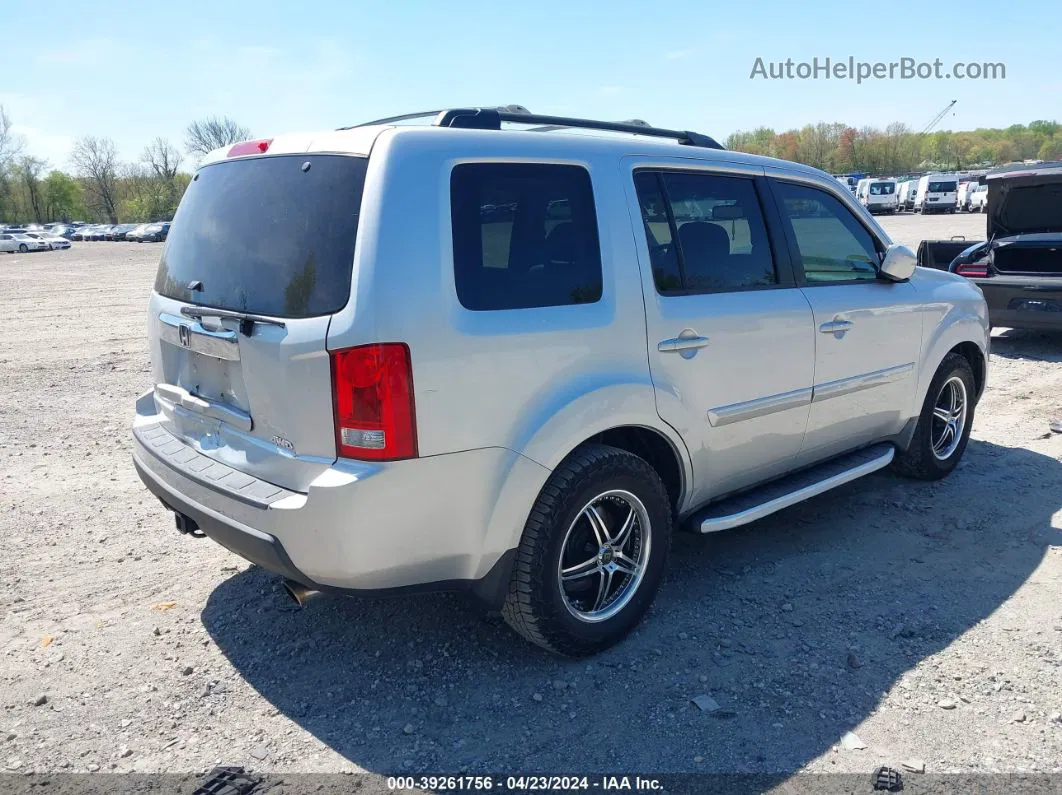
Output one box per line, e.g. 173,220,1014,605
870,183,895,195
928,181,957,192
155,153,368,318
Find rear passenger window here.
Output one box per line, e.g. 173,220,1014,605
774,181,881,283
451,163,602,310
634,170,777,293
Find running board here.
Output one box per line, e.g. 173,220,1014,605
693,443,895,533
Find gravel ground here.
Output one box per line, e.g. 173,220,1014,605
1,214,1060,785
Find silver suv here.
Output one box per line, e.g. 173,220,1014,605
132,107,989,656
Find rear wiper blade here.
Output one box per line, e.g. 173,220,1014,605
180,306,286,336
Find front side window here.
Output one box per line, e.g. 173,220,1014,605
451,163,602,311
774,181,881,284
634,170,777,293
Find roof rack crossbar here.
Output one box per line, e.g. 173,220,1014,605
433,108,723,149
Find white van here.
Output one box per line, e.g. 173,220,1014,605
856,178,899,214
897,180,917,212
834,175,858,193
957,181,979,211
916,174,959,214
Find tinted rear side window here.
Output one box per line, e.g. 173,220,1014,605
451,163,602,310
634,170,777,293
155,154,367,318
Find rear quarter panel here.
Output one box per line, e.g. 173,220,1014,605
325,129,690,501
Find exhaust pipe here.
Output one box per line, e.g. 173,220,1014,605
282,579,319,607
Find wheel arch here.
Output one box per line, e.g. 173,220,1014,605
511,380,694,516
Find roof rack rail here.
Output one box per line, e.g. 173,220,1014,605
340,106,532,131
433,108,724,149
340,106,724,149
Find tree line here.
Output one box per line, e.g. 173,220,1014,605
4,107,1060,223
0,108,250,224
725,119,1062,176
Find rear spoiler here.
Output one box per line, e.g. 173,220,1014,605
916,238,986,271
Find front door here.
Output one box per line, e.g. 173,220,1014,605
768,178,923,462
630,164,816,506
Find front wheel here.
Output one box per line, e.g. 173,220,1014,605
18,244,28,253
892,353,976,480
502,444,672,656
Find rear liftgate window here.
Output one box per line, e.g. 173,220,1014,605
450,163,603,310
155,154,368,318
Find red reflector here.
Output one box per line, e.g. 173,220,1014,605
227,138,273,157
955,263,990,278
331,344,417,461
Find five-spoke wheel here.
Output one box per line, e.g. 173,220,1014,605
557,490,651,623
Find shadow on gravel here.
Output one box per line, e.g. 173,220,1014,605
990,329,1062,363
203,439,1062,777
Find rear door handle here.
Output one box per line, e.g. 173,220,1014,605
658,335,710,353
819,319,853,335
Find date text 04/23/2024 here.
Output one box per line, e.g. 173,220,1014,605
386,776,664,791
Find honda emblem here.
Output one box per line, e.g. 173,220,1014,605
178,324,190,347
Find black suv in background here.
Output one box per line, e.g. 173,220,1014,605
139,222,171,242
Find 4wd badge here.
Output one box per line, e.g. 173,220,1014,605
271,435,295,453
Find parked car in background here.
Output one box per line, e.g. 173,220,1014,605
950,161,1062,331
0,233,20,253
51,225,78,240
11,234,49,252
132,110,989,655
968,183,989,212
916,174,959,214
77,225,109,241
125,224,149,242
110,223,138,241
23,232,71,250
139,222,171,242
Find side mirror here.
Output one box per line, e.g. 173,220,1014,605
879,243,916,282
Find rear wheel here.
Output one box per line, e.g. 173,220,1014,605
502,444,672,656
892,353,976,480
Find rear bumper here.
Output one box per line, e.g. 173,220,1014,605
975,278,1062,330
132,394,546,607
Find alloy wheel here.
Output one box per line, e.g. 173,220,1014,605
931,376,968,460
556,490,651,623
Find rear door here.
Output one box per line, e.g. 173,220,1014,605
629,162,815,504
767,177,922,461
147,152,369,492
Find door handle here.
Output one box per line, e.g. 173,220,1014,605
819,319,853,335
658,335,710,353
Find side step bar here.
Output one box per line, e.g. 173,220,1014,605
693,443,895,533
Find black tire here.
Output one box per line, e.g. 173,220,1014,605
502,444,672,656
18,243,28,253
892,353,976,481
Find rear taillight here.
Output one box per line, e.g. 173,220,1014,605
331,344,417,461
227,138,273,157
955,262,990,278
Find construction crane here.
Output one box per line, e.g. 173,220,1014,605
922,100,957,134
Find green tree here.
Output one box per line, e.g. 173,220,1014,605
42,171,84,221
